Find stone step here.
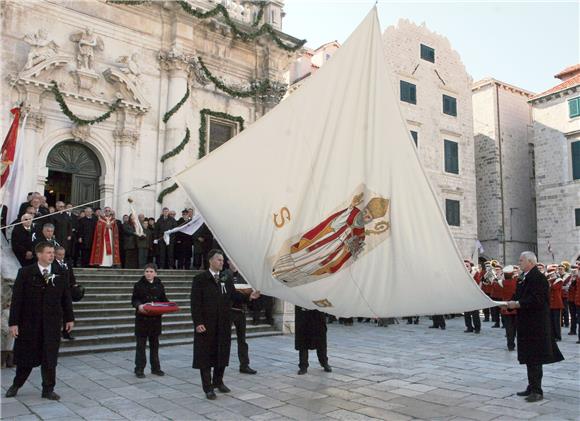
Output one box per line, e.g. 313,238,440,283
78,293,189,302
73,306,192,318
74,269,197,275
74,298,189,309
73,312,192,326
75,275,196,281
83,286,191,293
59,331,283,356
70,317,267,336
60,325,276,347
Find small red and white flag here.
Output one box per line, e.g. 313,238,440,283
1,107,21,188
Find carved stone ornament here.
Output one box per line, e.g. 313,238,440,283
71,124,91,141
69,28,104,72
27,111,46,132
113,128,139,146
23,29,59,70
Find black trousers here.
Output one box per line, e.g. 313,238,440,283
231,310,250,368
157,241,174,269
432,315,446,328
80,247,92,267
13,365,56,393
463,311,481,331
569,302,577,333
550,309,562,340
491,304,501,326
250,296,274,323
176,257,191,270
200,366,226,392
526,364,543,395
135,335,160,371
561,301,569,327
502,314,517,349
298,347,328,369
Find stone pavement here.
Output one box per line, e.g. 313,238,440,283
1,317,578,420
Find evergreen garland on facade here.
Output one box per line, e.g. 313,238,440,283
197,56,286,99
157,182,179,204
251,2,266,27
176,0,306,52
50,81,121,126
160,128,191,162
198,109,244,159
162,85,190,124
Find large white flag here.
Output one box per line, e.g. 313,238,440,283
175,8,493,317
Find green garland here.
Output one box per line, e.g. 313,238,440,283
50,81,121,126
177,0,306,52
251,1,266,27
157,183,179,204
160,127,190,162
162,85,190,124
198,109,244,159
197,56,286,99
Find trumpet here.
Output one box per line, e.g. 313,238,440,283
482,267,497,285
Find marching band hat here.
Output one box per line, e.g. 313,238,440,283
503,265,515,275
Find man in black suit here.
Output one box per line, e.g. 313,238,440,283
5,242,74,401
77,207,97,267
155,208,177,269
11,214,35,267
505,251,564,403
52,202,73,255
32,223,60,250
54,246,77,340
190,249,247,400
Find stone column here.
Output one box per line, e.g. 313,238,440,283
158,50,191,210
113,127,139,215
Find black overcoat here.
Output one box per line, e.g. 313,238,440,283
77,216,97,250
52,212,72,253
175,218,193,260
190,270,245,368
131,277,168,337
515,266,564,365
8,263,74,368
295,307,327,351
11,224,34,266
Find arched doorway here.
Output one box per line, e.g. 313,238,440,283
45,141,101,206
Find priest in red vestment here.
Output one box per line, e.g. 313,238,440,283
89,207,121,267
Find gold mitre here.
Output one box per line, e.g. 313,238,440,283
366,197,389,218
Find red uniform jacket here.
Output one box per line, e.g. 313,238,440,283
500,277,517,316
491,281,503,299
575,276,580,305
561,274,571,301
549,279,564,309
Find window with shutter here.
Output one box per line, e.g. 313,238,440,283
569,98,580,118
576,208,580,227
443,94,457,116
410,130,418,146
444,139,459,174
400,81,417,104
445,199,460,226
420,44,435,63
572,141,580,180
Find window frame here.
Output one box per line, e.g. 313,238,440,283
400,80,417,105
572,140,580,181
575,208,580,227
444,139,459,174
442,94,457,117
410,130,418,146
445,199,461,227
420,44,435,63
569,97,580,119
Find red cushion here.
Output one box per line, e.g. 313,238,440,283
142,302,180,315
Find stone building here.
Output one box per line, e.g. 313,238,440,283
382,20,477,258
472,79,537,264
529,64,580,263
286,40,340,93
1,0,302,217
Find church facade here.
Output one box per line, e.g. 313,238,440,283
1,0,303,217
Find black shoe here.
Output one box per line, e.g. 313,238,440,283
41,391,60,401
297,368,307,375
568,331,576,335
517,388,531,397
525,393,543,402
151,369,165,376
474,330,481,334
508,347,515,351
5,385,18,398
492,324,500,328
413,320,419,324
322,365,332,373
576,340,580,344
440,326,446,330
428,326,437,329
215,384,230,393
240,366,257,374
62,332,75,340
205,391,217,400
464,329,474,333
135,370,145,378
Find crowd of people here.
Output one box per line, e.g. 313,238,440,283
6,192,217,271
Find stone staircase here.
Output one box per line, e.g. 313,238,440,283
60,268,281,356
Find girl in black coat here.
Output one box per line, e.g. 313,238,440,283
131,264,168,378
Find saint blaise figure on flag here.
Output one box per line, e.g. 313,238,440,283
273,189,390,287
89,207,121,267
